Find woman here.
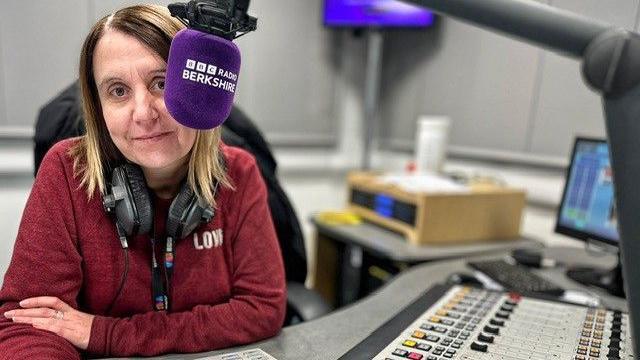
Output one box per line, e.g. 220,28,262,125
0,4,286,358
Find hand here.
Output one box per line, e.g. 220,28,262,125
3,296,95,350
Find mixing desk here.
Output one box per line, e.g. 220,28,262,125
340,285,633,360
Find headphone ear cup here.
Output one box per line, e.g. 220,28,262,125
121,163,153,236
166,181,197,240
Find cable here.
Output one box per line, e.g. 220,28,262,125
106,248,129,314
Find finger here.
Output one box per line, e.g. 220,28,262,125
4,307,57,319
19,297,70,311
11,316,51,326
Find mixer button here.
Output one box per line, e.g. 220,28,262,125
470,342,488,352
489,319,505,327
477,333,495,343
425,335,440,343
407,352,423,360
483,325,500,335
495,312,510,320
412,330,426,339
416,343,432,351
434,326,447,333
403,340,417,348
441,319,455,326
392,348,408,357
499,305,514,312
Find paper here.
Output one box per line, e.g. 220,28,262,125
379,173,469,193
196,348,278,360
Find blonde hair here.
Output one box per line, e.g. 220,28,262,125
69,4,231,206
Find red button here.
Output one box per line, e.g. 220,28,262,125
508,293,522,301
408,352,423,360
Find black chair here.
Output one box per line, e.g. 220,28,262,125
34,82,331,325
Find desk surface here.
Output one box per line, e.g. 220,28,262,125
312,216,543,263
130,246,626,360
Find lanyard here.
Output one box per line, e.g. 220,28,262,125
151,237,168,311
151,233,176,312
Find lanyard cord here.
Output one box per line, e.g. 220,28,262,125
151,222,170,311
164,236,175,302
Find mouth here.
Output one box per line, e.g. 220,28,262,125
133,131,173,142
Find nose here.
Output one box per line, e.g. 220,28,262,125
132,88,159,125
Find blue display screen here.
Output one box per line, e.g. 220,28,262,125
558,140,619,243
324,0,435,27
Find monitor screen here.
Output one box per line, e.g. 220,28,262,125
555,138,619,246
324,0,435,28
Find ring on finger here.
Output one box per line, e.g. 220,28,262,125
53,310,64,320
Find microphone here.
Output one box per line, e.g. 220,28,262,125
165,1,257,130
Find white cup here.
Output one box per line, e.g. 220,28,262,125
415,116,450,174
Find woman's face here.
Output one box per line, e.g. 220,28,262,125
93,29,196,170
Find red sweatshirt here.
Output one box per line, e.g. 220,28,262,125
0,138,286,358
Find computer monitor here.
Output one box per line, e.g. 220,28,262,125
555,137,624,296
323,0,436,28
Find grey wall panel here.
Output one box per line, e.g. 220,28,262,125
90,0,175,21
0,26,6,127
379,15,541,153
235,0,340,143
527,0,639,157
0,1,88,127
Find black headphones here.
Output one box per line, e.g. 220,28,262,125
101,162,218,312
102,162,216,248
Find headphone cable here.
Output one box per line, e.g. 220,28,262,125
106,247,129,315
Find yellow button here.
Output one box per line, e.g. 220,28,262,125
412,330,426,339
436,310,448,316
403,340,417,347
429,316,441,323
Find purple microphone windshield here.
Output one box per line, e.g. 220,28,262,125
165,28,241,130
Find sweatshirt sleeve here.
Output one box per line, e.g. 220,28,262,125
86,156,287,357
0,145,83,359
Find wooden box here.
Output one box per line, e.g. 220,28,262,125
347,172,526,245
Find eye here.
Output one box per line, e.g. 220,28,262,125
152,77,165,91
108,85,128,98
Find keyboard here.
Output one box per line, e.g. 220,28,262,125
468,259,565,296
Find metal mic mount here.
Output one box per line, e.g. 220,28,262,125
168,0,257,40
